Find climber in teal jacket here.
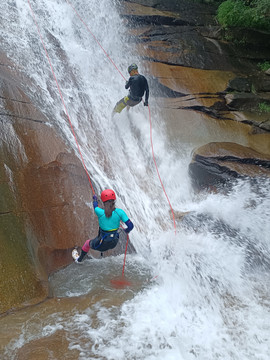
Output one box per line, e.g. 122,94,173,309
75,189,134,262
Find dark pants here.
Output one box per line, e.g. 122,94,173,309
78,228,119,262
112,96,141,114
90,228,119,252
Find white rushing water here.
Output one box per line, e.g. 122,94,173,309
1,0,270,359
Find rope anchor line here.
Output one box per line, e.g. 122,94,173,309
27,0,95,196
27,2,176,281
64,0,176,234
27,0,132,281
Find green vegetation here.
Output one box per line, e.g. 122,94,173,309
259,102,270,113
258,61,270,72
217,0,270,31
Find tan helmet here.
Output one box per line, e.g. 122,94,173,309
128,63,138,74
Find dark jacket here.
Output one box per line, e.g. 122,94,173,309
125,74,149,102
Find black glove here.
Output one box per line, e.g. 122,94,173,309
93,195,98,201
144,101,148,106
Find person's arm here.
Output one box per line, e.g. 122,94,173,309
116,209,134,233
125,78,131,89
124,219,134,234
93,195,98,209
144,78,149,105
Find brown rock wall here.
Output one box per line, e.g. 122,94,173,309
0,60,96,313
121,0,270,192
189,142,270,191
123,1,270,135
0,48,136,313
1,0,269,314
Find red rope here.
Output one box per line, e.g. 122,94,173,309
65,0,127,82
65,0,177,234
27,0,95,195
148,105,176,234
28,0,176,285
122,233,129,276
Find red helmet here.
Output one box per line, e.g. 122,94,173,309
101,189,116,202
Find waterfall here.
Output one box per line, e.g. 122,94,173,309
1,0,270,359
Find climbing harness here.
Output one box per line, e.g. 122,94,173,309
92,229,119,251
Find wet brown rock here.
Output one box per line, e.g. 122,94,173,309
225,93,269,111
226,77,252,93
259,119,270,131
253,77,270,93
120,0,217,26
1,0,269,315
0,48,138,313
121,1,270,133
147,62,235,107
0,77,96,313
15,329,80,360
189,142,270,191
132,19,234,70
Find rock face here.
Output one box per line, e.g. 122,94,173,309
120,0,270,132
189,142,270,190
1,0,270,314
0,66,91,313
120,0,270,187
0,56,135,314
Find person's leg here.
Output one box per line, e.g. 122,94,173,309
77,232,119,260
89,233,104,251
126,98,141,108
92,232,119,252
112,96,129,115
76,239,91,262
103,236,119,250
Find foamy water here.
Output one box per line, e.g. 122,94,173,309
1,0,270,359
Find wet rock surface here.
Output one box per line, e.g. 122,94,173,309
189,142,270,190
1,0,270,314
121,0,270,187
121,0,270,132
0,68,93,312
0,54,135,314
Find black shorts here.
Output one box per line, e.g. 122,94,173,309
90,229,119,252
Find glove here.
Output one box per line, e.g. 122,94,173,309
144,101,148,106
93,195,98,201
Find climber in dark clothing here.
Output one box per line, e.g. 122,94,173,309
112,63,149,115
